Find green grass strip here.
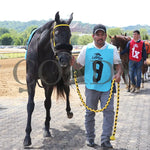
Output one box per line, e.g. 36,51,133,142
0,53,25,59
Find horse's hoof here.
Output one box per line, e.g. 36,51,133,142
23,136,32,147
67,112,73,119
43,130,51,137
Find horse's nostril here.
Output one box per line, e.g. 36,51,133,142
60,64,67,68
59,60,68,68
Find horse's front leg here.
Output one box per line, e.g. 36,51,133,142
43,86,53,137
122,72,130,92
128,74,131,92
23,77,36,146
64,85,73,118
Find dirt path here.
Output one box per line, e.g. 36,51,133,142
0,58,31,98
0,57,81,100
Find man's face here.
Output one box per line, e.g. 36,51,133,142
133,32,140,41
92,30,107,48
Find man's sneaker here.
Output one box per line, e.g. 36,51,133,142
130,85,136,93
101,141,113,148
86,139,95,147
135,88,140,93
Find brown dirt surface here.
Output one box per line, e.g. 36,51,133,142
0,57,82,101
0,58,28,98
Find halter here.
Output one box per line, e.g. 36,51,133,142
51,22,71,56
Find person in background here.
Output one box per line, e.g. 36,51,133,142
71,24,122,148
121,30,147,93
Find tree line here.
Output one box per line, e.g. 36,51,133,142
0,26,37,45
0,26,149,46
71,28,149,45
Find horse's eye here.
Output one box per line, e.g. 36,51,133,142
55,30,59,35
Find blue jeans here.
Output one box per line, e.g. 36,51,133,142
129,59,143,88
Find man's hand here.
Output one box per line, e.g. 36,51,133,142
70,56,83,70
113,63,123,83
113,73,121,83
70,56,76,66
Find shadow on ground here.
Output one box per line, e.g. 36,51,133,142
24,123,128,150
24,123,85,150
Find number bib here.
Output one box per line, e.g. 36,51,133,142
85,43,114,92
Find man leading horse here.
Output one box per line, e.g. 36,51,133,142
71,24,122,148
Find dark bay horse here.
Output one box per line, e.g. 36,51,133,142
109,35,148,91
24,12,73,146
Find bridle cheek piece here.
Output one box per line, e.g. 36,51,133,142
51,22,71,56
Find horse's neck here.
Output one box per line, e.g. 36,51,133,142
38,25,54,50
40,20,54,32
119,38,129,50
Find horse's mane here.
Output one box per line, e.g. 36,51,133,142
38,20,55,33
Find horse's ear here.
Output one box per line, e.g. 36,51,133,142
67,13,73,25
109,35,112,39
124,36,128,41
55,11,60,23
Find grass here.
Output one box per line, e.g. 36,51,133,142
0,52,25,59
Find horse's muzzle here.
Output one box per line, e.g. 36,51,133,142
57,51,72,68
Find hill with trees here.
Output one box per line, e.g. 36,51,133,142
1,20,150,34
0,20,150,45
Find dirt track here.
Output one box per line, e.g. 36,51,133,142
0,58,26,98
0,57,82,100
0,58,53,99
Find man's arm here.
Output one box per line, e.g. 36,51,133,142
113,63,123,83
120,41,130,55
71,45,86,70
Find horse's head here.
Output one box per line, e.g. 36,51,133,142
109,35,131,50
51,12,73,68
109,35,120,49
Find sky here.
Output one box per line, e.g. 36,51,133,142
0,0,150,27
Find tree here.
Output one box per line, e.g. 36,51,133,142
78,34,93,45
140,28,149,40
13,36,24,45
21,25,38,45
0,28,9,36
71,34,80,45
107,28,124,42
0,33,13,45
